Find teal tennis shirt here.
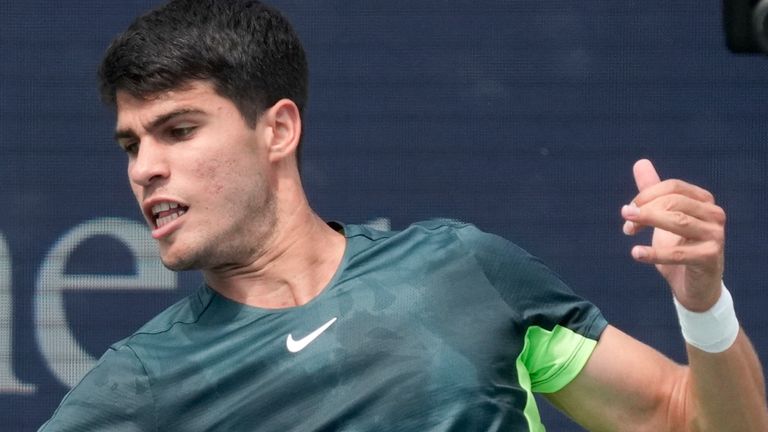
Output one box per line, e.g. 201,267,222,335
40,220,608,431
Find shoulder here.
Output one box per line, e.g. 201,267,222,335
343,218,470,237
340,218,534,268
344,218,523,250
340,219,546,288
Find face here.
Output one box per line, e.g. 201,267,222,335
115,81,277,271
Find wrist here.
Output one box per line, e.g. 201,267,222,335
673,281,740,353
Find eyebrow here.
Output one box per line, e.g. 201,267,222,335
114,108,205,142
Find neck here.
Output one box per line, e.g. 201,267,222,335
202,173,345,309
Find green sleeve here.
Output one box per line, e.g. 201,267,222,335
455,222,607,393
38,345,156,432
519,324,599,393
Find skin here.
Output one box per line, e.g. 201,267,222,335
115,81,767,429
115,81,345,308
547,160,768,431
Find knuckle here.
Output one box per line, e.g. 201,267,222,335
673,211,691,227
711,205,726,224
669,179,686,193
661,195,677,212
671,248,686,262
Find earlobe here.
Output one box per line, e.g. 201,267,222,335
267,99,301,163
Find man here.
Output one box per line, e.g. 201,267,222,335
40,0,768,430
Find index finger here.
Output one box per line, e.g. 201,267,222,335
632,178,716,206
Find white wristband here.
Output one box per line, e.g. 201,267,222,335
673,282,740,353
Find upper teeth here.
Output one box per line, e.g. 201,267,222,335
152,202,179,215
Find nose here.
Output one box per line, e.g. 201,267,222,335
128,139,170,187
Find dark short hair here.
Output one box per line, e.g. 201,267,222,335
98,0,308,127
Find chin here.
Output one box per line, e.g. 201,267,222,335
158,246,202,272
159,256,193,272
160,258,194,272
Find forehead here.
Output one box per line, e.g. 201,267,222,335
115,81,231,130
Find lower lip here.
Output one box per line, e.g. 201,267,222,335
151,212,186,239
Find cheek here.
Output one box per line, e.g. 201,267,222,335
193,156,243,196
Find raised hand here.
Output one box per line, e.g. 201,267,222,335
621,159,725,312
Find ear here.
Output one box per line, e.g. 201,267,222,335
264,99,301,163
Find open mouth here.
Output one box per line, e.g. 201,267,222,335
151,202,189,229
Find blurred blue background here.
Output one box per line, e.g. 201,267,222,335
1,1,766,430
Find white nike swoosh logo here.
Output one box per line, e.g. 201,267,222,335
286,317,337,353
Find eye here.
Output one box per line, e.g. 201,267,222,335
120,141,139,156
169,126,197,140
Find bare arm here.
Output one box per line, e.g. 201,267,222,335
685,327,767,430
547,160,768,431
548,325,766,431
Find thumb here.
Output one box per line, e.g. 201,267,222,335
633,159,661,192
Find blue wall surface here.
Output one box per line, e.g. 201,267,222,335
1,1,767,430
